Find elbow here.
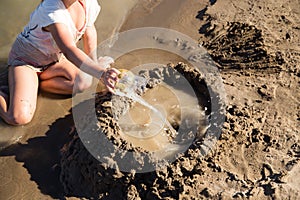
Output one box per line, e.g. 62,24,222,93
73,74,93,93
74,81,92,93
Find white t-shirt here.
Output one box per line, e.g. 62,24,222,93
17,0,100,60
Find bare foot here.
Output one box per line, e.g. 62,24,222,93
0,85,9,101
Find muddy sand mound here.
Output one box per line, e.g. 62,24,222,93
60,1,300,198
60,63,225,199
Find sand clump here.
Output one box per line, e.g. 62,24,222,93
194,0,300,198
60,62,224,199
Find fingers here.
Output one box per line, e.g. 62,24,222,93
97,56,121,93
103,78,115,93
102,68,121,94
107,68,120,81
105,68,120,81
109,67,121,74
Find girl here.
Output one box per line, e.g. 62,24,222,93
0,0,120,125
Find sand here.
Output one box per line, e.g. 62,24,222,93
0,0,299,199
60,63,218,198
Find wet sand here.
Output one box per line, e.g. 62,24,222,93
0,0,300,199
0,0,139,199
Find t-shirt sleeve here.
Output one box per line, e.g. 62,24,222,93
86,0,101,27
37,0,69,28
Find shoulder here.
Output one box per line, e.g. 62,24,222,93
32,0,68,27
40,0,65,10
86,0,101,11
85,0,101,26
88,0,100,6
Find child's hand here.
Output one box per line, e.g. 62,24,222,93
101,68,120,93
98,56,120,93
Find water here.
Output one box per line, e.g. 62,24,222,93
113,69,206,159
114,82,206,160
114,70,177,139
0,0,139,148
0,0,39,57
115,86,181,156
0,0,207,197
0,0,140,198
116,90,177,137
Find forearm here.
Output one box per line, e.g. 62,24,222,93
83,25,98,62
48,23,106,79
63,45,105,79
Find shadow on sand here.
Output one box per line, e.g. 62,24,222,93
0,113,75,199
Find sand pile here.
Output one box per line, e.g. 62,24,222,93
60,63,225,199
1,0,299,199
60,0,300,199
191,0,300,198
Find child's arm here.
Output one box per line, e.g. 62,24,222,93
48,23,105,78
83,25,98,62
47,23,119,92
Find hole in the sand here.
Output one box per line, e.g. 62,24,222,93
117,84,182,152
73,44,225,173
108,63,210,160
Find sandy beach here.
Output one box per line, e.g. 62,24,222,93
0,0,299,199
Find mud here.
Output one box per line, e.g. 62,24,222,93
0,0,299,199
61,0,300,199
60,63,223,199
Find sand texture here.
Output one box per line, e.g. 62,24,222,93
60,63,219,199
61,0,300,199
0,0,299,199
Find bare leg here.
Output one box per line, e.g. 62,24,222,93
0,90,9,116
39,57,92,95
0,66,39,125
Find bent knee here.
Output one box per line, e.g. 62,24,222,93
7,110,34,126
9,114,33,126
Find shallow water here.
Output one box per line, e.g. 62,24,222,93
0,0,139,199
114,71,177,139
0,0,207,198
0,0,138,61
0,0,40,61
117,85,181,150
0,0,138,149
116,78,207,160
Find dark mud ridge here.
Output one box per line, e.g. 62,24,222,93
60,63,225,199
200,21,284,71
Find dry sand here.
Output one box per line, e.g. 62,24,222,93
0,0,299,199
